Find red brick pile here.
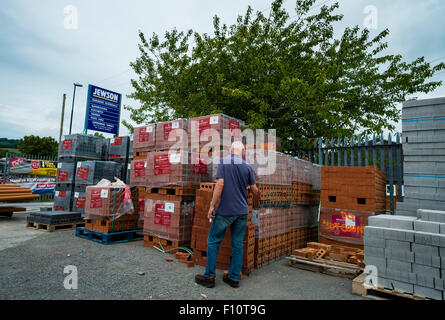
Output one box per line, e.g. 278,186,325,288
320,166,387,246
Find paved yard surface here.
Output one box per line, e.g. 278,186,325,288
0,206,367,300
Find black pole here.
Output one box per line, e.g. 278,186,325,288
69,84,77,135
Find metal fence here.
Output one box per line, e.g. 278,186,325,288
290,133,403,214
1,152,57,202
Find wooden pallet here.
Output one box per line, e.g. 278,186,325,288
26,220,85,232
286,255,362,279
352,273,429,300
76,227,143,244
143,234,191,253
146,185,197,196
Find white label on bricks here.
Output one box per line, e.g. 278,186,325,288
100,189,109,198
57,163,62,168
74,192,79,198
128,164,131,170
210,116,219,124
55,191,59,197
77,162,82,168
165,202,174,213
172,121,179,129
110,138,115,144
130,135,134,142
147,126,153,133
144,161,147,168
169,153,181,163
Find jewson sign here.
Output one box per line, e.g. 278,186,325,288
84,85,122,135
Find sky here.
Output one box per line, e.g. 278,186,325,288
0,0,444,140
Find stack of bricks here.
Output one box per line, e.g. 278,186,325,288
319,166,387,247
107,136,132,184
188,114,244,181
55,134,109,215
364,210,445,300
253,153,321,268
397,97,445,216
84,185,142,233
321,166,387,212
143,193,195,243
191,183,255,275
254,206,318,268
130,114,244,250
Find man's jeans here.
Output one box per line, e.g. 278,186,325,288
204,214,247,281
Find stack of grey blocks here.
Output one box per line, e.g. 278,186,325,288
397,97,445,216
364,209,445,299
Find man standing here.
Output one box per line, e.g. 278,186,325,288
195,141,260,288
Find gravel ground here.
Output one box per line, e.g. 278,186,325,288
0,212,367,300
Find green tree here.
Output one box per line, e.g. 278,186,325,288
17,135,58,157
124,0,445,151
90,132,105,138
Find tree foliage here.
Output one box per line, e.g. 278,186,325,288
17,135,58,157
124,0,445,150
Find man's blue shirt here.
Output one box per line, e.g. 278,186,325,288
215,154,256,216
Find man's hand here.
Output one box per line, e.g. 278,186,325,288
208,204,215,221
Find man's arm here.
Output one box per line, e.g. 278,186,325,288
208,178,224,220
250,184,260,210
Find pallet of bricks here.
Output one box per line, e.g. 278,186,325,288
56,134,108,215
363,211,445,300
130,115,245,262
319,166,387,248
77,179,142,244
252,151,320,268
397,97,445,216
56,133,131,217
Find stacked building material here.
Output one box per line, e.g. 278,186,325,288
155,119,188,150
75,161,122,186
188,114,243,152
55,134,109,214
364,210,445,300
27,211,82,225
397,97,445,216
106,136,132,184
252,153,320,268
84,184,141,233
130,151,209,187
319,166,387,247
72,190,86,216
58,134,108,161
0,184,39,202
54,190,72,211
133,124,156,150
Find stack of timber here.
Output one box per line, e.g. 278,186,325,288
0,184,39,202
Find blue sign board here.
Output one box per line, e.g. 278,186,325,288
84,84,122,135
